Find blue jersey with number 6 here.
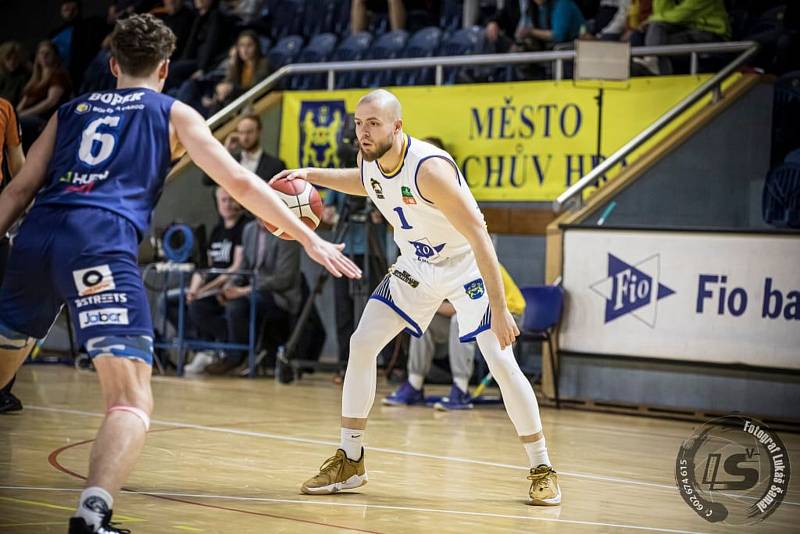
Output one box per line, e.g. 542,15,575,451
35,87,175,238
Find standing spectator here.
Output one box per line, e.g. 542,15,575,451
167,0,231,90
48,0,107,89
17,41,72,151
154,0,197,59
205,219,303,375
0,97,25,414
0,43,30,107
640,0,730,74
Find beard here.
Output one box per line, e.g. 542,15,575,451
359,135,394,162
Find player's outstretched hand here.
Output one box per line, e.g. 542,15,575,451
491,308,520,349
270,168,309,184
305,237,362,279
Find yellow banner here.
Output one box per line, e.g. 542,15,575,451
279,76,711,201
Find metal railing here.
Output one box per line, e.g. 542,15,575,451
553,40,758,211
207,40,757,132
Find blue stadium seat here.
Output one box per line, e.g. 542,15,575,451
289,33,339,90
303,0,339,38
361,30,409,88
519,285,565,408
267,35,305,70
334,0,351,35
439,0,463,34
439,27,484,84
394,26,442,86
330,32,374,89
763,157,800,229
267,0,305,41
258,36,272,56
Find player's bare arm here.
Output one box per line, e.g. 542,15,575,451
416,157,520,349
169,101,361,279
271,152,367,196
0,114,57,236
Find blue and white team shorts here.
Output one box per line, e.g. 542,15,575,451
370,252,492,342
0,205,154,363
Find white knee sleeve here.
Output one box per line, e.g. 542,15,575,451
342,300,406,419
476,331,543,436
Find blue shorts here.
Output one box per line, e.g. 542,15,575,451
0,206,154,351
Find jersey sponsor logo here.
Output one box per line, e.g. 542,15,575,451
408,238,445,261
74,292,129,309
370,178,384,199
78,308,129,329
401,186,417,205
464,279,485,300
88,91,145,106
75,102,91,114
590,253,675,326
59,170,110,193
73,265,116,297
390,267,420,288
298,100,346,168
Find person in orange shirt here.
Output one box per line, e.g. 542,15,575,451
0,96,25,414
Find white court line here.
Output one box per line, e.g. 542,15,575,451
0,485,703,534
25,404,800,508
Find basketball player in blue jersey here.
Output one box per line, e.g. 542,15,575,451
0,15,360,534
274,89,561,506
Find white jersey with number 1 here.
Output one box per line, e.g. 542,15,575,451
360,134,494,342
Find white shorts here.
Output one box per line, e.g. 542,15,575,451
370,252,491,342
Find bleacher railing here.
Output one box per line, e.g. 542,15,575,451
206,40,759,209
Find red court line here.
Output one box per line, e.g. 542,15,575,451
47,427,382,534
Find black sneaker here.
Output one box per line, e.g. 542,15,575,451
69,511,131,533
0,391,22,413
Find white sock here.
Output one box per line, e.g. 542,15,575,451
340,428,364,461
75,486,113,528
453,377,469,394
407,373,424,390
524,438,551,468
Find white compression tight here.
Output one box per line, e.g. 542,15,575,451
342,300,544,437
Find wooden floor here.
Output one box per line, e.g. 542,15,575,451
1,366,798,533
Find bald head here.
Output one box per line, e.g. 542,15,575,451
354,89,404,162
357,89,402,122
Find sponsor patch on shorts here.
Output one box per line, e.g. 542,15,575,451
391,268,420,288
73,265,116,296
78,308,129,328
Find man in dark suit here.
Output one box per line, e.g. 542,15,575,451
205,218,302,375
204,113,286,184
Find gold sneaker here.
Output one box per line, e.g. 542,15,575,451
300,449,368,495
527,464,561,506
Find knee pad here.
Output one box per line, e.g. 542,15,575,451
0,320,34,351
86,335,154,366
108,405,151,431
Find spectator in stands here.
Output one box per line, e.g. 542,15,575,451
520,0,585,48
16,41,71,150
587,0,630,40
0,96,25,413
154,0,197,59
167,0,231,90
639,0,730,75
351,0,408,32
48,0,107,89
623,0,652,45
205,218,303,375
210,114,286,183
383,264,525,410
181,187,248,373
0,43,29,107
200,30,270,117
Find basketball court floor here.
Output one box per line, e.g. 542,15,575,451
1,365,798,533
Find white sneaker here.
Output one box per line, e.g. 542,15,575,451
184,351,215,374
633,56,660,75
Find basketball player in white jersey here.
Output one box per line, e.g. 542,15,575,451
272,89,560,505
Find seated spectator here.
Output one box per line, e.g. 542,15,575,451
205,218,303,375
180,187,248,373
49,0,107,89
167,0,232,91
204,113,286,183
519,0,585,48
199,30,270,117
587,0,630,40
639,0,730,75
153,0,197,59
383,264,526,410
623,0,652,46
0,42,29,106
17,41,71,150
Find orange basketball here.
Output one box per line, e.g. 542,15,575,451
262,178,324,240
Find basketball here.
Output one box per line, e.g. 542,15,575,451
262,178,324,240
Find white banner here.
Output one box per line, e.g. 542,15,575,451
560,229,800,369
